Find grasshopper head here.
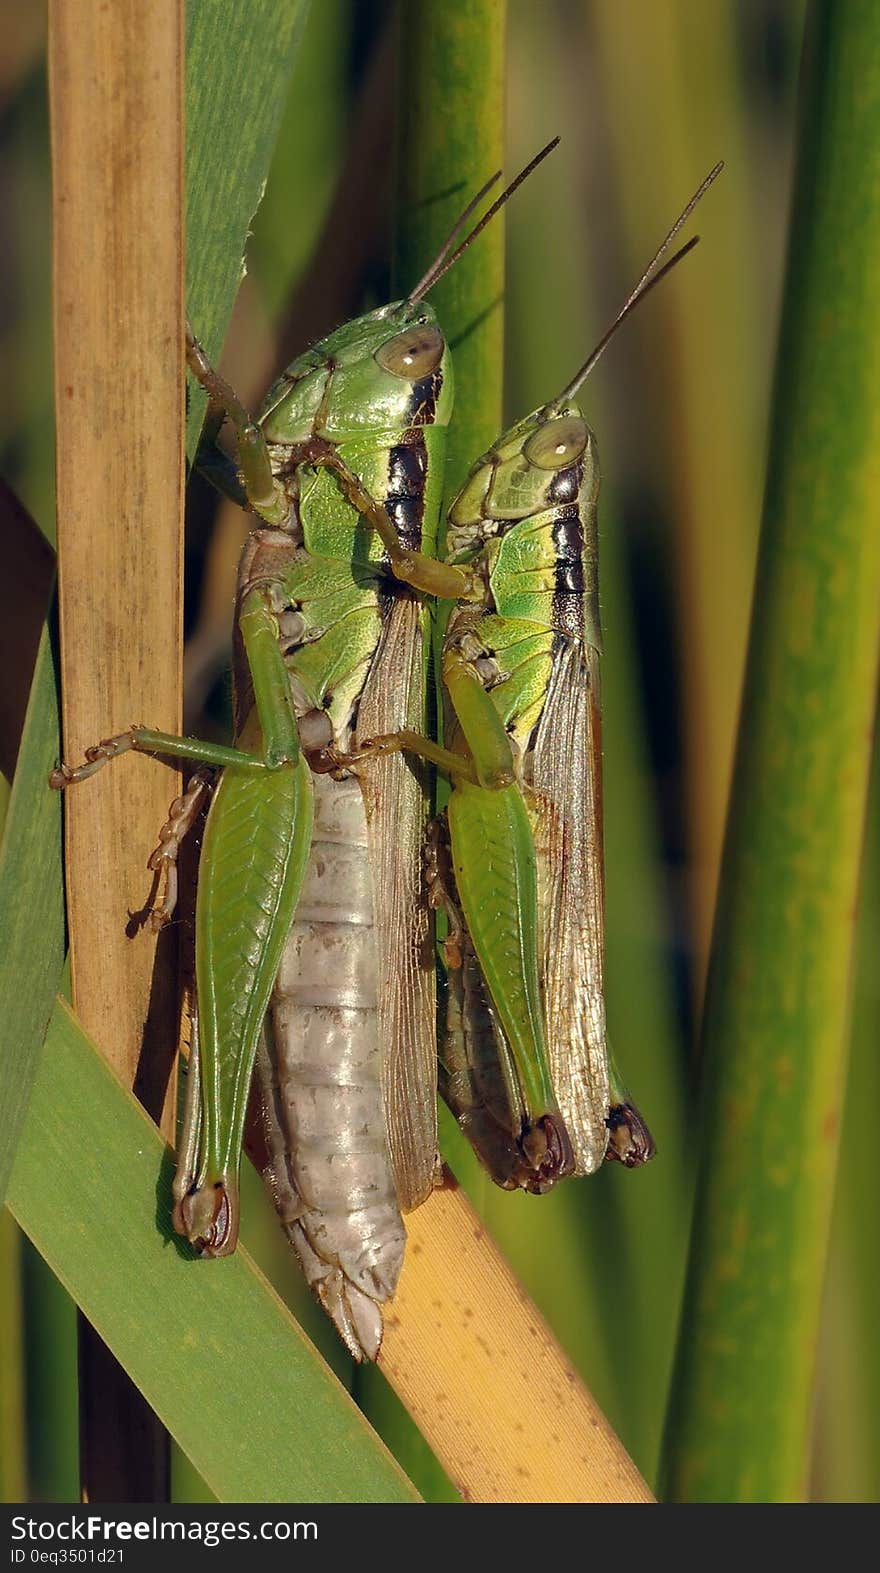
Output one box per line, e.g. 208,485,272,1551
257,300,453,445
256,141,569,452
447,401,599,556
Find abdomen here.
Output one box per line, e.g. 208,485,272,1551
256,770,405,1361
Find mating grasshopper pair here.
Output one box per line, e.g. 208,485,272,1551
51,144,720,1360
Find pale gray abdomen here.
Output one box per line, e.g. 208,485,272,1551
256,771,405,1361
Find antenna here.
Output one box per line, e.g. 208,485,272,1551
404,168,503,306
547,160,723,411
406,136,560,306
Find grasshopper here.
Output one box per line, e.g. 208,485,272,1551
50,142,557,1360
346,165,721,1195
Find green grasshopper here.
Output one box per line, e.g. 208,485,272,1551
50,141,557,1361
346,165,721,1195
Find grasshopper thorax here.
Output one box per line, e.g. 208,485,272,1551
257,299,453,449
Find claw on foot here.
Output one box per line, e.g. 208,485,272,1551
174,1178,239,1258
605,1103,656,1168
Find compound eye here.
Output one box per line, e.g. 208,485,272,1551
523,414,588,470
375,323,444,380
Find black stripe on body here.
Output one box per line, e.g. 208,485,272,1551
406,368,443,429
549,464,584,640
382,369,442,553
385,433,428,553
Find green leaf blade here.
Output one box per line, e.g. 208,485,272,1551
185,0,311,455
8,1002,419,1504
0,625,64,1207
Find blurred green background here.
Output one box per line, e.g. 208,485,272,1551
2,0,877,1504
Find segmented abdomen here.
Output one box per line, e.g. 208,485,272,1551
256,770,405,1360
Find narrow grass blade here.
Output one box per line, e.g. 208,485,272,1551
247,0,348,322
392,0,508,497
185,0,310,454
811,735,880,1500
20,1239,79,1502
662,0,880,1501
0,625,64,1207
